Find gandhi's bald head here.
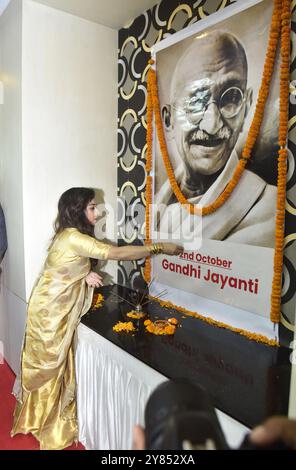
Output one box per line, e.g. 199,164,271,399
171,31,248,102
163,30,252,177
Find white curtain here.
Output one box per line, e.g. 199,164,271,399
76,323,166,450
76,323,249,450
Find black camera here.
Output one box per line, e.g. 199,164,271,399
144,380,290,450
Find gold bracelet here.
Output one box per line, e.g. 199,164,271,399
148,243,164,256
156,242,164,254
148,244,156,255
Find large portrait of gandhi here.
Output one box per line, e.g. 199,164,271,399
164,32,252,182
154,1,278,249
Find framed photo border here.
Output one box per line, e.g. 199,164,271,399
151,0,265,57
148,0,279,343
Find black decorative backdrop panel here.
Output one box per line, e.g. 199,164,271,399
117,0,296,345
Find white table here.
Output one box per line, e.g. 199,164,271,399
76,323,249,450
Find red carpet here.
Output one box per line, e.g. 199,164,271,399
0,361,84,450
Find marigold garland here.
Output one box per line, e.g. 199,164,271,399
146,72,153,173
147,0,282,217
144,64,154,283
144,174,153,283
150,296,278,346
270,0,291,322
144,0,291,327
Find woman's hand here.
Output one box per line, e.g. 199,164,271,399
161,243,184,256
85,271,104,288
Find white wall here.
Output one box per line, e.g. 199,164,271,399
0,0,27,372
0,0,12,17
0,0,118,372
0,0,25,298
22,0,118,298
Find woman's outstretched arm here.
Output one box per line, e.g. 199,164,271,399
107,243,183,261
68,230,183,261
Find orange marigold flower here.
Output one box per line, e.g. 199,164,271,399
145,319,176,336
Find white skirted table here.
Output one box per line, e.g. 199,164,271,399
76,323,249,450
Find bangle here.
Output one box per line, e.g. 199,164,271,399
148,243,164,256
157,243,164,254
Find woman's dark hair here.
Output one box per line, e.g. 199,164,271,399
53,187,97,266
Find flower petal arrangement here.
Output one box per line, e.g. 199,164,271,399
126,311,146,319
113,321,136,333
144,318,177,336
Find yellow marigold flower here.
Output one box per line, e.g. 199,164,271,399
92,293,104,309
126,311,145,319
113,321,135,333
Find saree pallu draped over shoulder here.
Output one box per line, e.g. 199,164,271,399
11,228,110,450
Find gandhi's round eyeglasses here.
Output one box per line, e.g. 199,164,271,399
174,86,246,123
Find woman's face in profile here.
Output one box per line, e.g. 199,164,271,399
85,199,99,225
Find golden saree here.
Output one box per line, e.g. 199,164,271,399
11,228,110,450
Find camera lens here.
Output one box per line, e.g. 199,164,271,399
145,379,228,450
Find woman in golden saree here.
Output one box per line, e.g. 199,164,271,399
11,187,182,450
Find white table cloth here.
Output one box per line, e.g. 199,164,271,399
76,323,249,450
